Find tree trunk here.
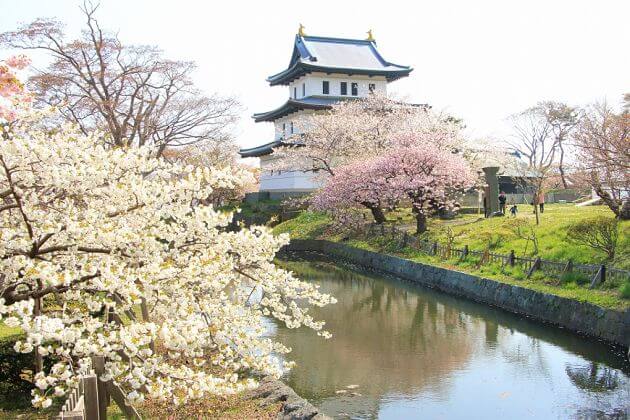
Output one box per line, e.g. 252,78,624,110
593,182,622,218
558,143,569,189
33,296,43,374
415,212,427,234
533,189,541,225
363,203,386,224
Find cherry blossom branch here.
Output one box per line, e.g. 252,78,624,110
1,272,100,305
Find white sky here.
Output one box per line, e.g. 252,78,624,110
2,0,629,159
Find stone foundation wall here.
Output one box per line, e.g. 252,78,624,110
285,240,630,348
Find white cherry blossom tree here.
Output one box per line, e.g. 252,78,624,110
0,74,334,410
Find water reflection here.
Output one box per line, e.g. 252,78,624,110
566,362,621,392
274,257,630,419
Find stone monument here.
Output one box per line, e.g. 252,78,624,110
483,166,500,216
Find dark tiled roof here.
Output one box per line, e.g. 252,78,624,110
267,35,412,86
252,96,340,122
238,140,282,158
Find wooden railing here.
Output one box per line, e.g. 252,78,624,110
52,294,155,419
365,224,630,288
54,357,141,419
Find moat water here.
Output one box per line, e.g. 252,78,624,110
272,256,629,419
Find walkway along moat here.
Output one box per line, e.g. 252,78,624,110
272,255,630,419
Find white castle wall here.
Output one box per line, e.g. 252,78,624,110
288,73,387,99
259,154,322,192
273,111,311,140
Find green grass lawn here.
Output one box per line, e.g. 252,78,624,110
0,323,21,339
273,204,630,310
381,204,629,268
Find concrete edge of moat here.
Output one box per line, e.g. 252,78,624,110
283,239,630,349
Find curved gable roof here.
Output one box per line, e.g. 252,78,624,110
252,96,339,122
267,35,412,86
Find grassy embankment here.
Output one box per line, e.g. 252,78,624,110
274,204,630,310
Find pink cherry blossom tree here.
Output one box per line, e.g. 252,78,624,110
282,98,468,224
310,158,399,225
0,54,31,124
381,144,476,234
573,101,630,219
312,135,476,233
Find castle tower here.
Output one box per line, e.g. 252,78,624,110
239,27,413,197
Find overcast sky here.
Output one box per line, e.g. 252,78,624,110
2,0,629,156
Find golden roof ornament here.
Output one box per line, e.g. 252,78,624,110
298,24,306,37
366,29,375,41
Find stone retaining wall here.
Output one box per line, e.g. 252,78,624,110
285,240,630,348
248,376,331,420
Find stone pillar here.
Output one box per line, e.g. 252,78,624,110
483,166,500,216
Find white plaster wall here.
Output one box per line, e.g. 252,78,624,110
288,73,387,98
259,154,321,192
272,109,315,140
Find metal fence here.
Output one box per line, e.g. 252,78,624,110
365,224,630,288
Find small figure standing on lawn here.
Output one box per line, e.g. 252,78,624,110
498,191,507,214
510,204,518,217
537,191,545,213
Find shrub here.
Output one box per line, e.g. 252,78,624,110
560,271,591,286
478,229,511,250
0,334,35,410
566,217,619,261
620,281,630,299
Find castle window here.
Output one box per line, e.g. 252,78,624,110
302,83,305,97
282,123,286,138
290,121,294,134
369,83,376,93
322,81,329,94
340,82,347,95
293,87,297,98
351,82,358,96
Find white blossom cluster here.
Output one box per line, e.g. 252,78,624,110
0,119,335,409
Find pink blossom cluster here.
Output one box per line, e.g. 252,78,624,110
379,143,476,208
0,55,31,122
5,54,31,70
311,158,398,212
312,134,476,227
